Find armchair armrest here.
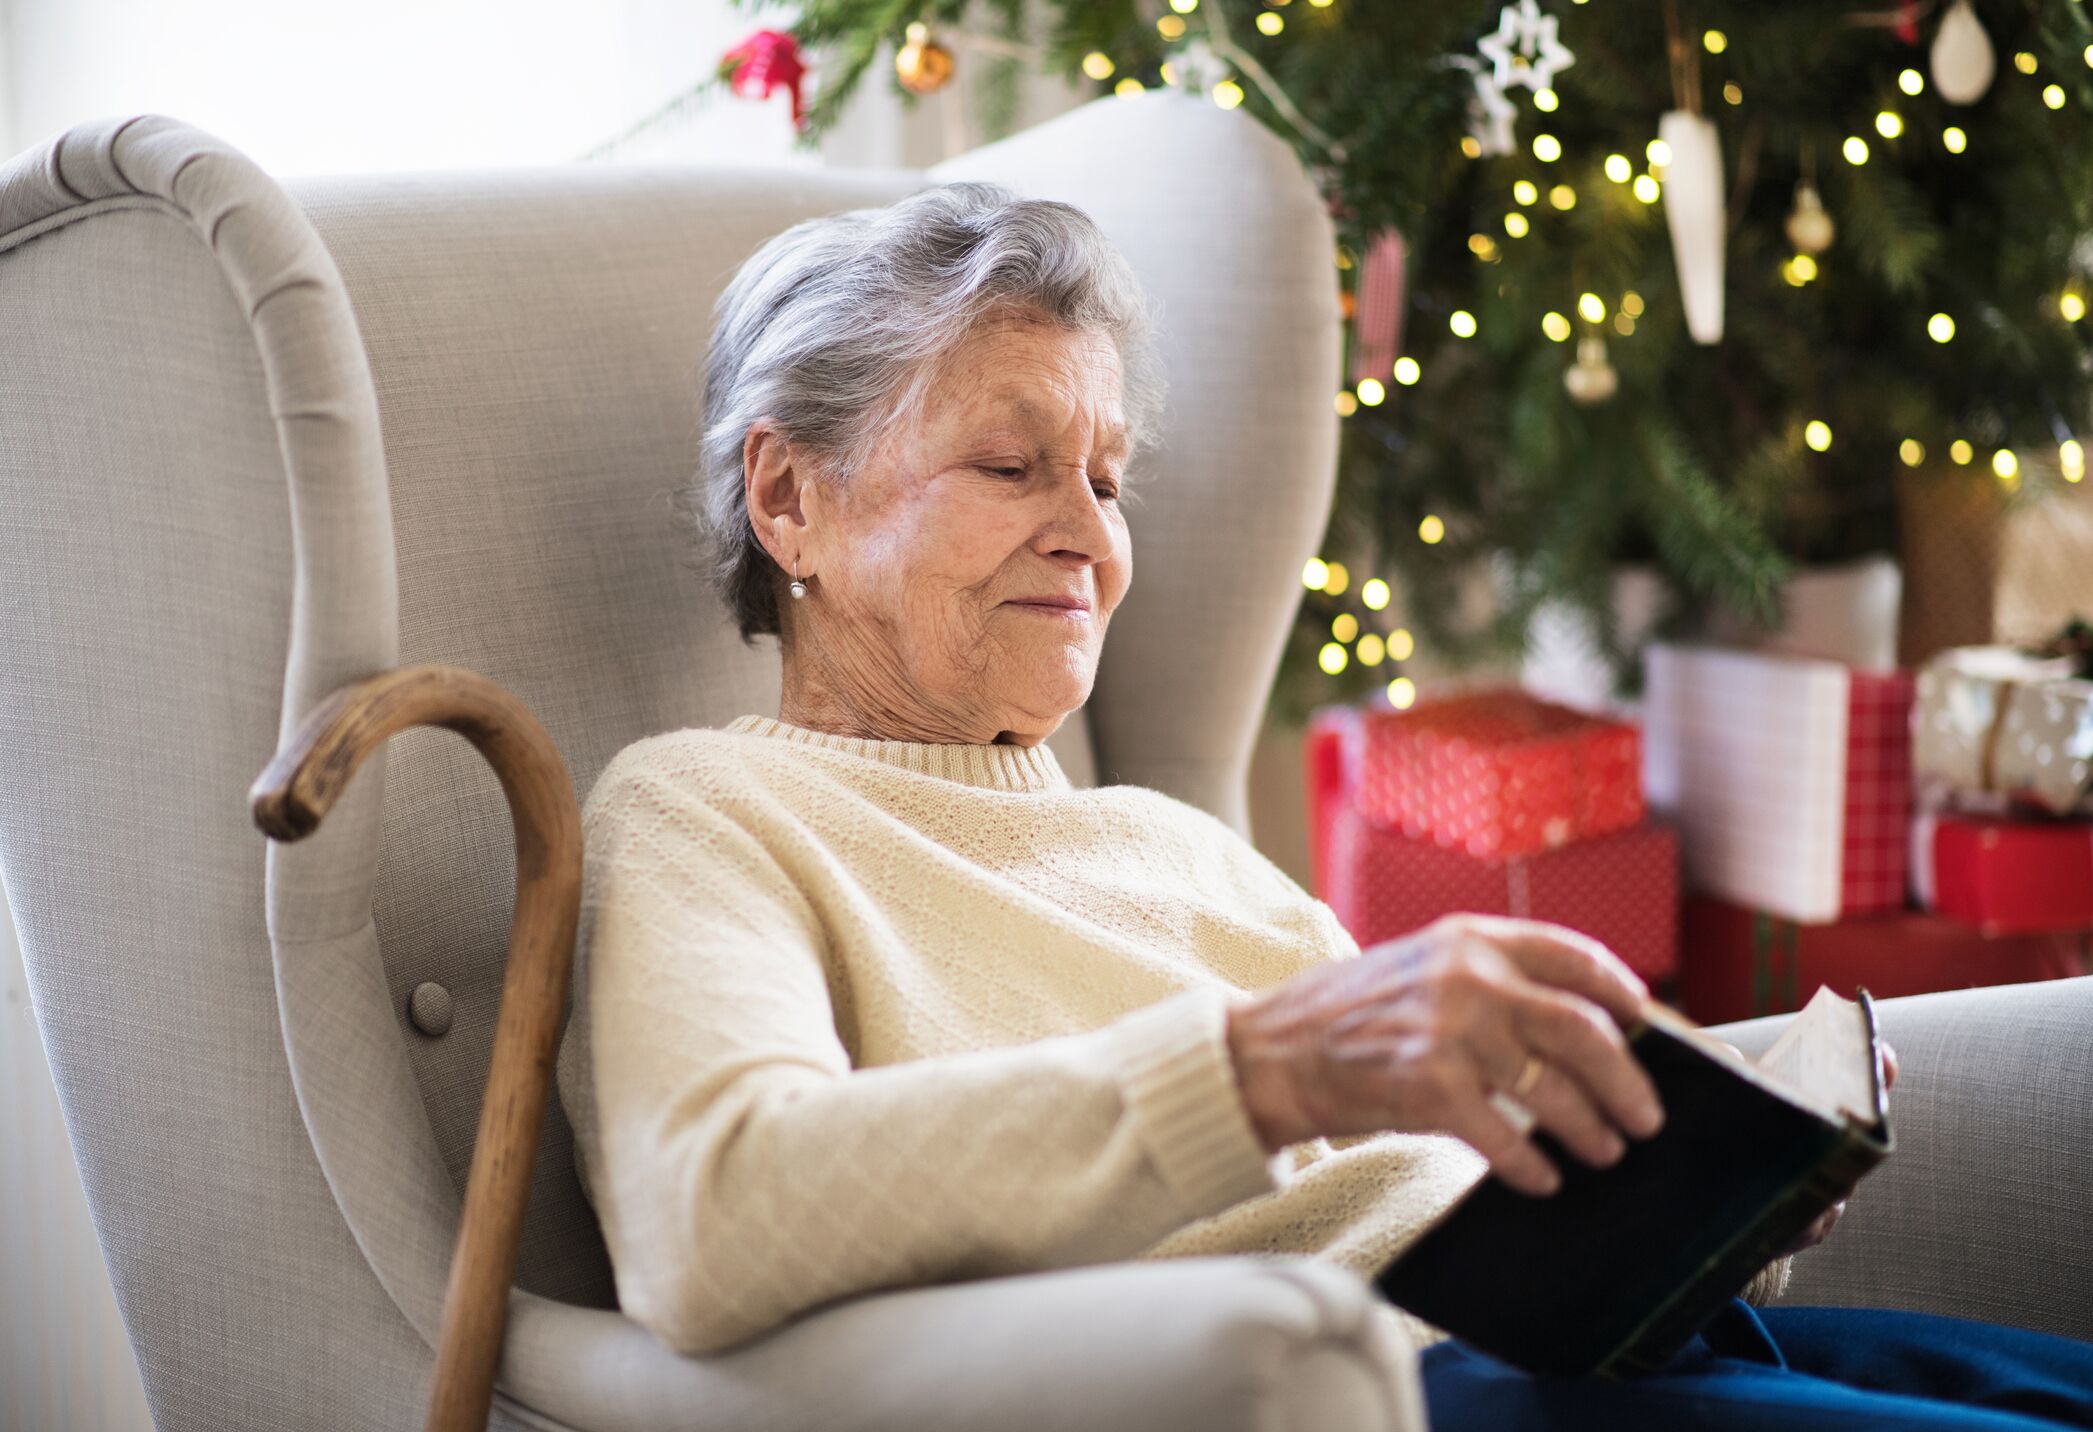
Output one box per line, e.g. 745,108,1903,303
495,1257,1426,1432
1710,976,2093,1341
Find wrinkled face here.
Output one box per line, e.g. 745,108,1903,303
794,311,1133,744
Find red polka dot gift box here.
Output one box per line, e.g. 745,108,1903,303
1335,689,1645,861
1305,702,1677,981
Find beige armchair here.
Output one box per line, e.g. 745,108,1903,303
1,96,2087,1432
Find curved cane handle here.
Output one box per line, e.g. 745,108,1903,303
250,663,581,1432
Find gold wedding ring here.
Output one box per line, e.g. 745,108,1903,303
1487,1054,1545,1137
1511,1053,1545,1100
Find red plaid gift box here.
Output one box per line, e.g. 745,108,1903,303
1918,813,2093,935
1345,690,1643,859
1306,707,1676,980
1643,646,1914,924
1676,894,2092,1024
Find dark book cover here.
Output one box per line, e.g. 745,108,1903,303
1375,990,1893,1380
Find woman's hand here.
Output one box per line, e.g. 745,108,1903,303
1224,913,1666,1196
1759,1038,1900,1257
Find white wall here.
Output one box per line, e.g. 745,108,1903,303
2,0,1085,176
0,5,1085,1428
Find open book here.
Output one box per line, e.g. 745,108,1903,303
1375,986,1894,1379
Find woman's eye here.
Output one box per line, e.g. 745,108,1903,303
982,465,1027,478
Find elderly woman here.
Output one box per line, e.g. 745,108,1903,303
556,182,2093,1431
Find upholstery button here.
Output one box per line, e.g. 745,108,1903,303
409,981,454,1037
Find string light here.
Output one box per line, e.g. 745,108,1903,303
1362,577,1392,610
1357,633,1387,665
2064,440,2086,482
1789,254,1819,283
1461,136,1484,158
1843,136,1870,165
1534,88,1560,112
1505,212,1531,237
1302,558,1330,589
1386,676,1418,709
1332,613,1359,642
1334,391,1358,416
1950,439,1974,465
1394,356,1422,385
1646,138,1673,166
1604,153,1632,182
1324,561,1350,594
1805,420,1834,452
1703,29,1727,54
1468,232,1497,259
1357,377,1387,405
1899,68,1925,96
1900,438,1926,467
1211,79,1245,109
1514,180,1539,205
1876,111,1903,139
1450,310,1479,338
1419,515,1447,544
2065,292,2089,322
1578,292,1607,323
1614,311,1636,335
2085,43,2093,68
1115,77,1144,96
2014,51,2038,75
1255,10,1284,35
1532,133,1563,162
1319,642,1348,675
1944,127,1967,154
1994,449,2020,483
1928,312,1956,343
1157,14,1187,39
1542,311,1572,342
2045,85,2067,110
1082,52,1115,80
1622,292,1645,316
1723,82,1743,105
1549,184,1577,209
1632,174,1661,203
1388,629,1416,661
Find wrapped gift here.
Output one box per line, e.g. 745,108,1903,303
1306,705,1675,979
1916,813,2093,935
1642,646,1913,924
1912,646,2093,815
1344,690,1643,859
1675,895,2092,1024
1316,802,1679,981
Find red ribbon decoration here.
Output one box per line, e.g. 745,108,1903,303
1349,228,1408,386
721,29,808,131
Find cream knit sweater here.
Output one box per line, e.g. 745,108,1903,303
555,713,1789,1358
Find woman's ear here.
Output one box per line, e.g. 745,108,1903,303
744,421,808,570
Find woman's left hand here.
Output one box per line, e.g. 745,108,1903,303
1749,1038,1899,1257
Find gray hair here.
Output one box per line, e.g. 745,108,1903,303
685,180,1168,643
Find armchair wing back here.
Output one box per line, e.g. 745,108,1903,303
0,94,1345,1431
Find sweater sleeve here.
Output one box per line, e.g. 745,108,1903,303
570,764,1293,1356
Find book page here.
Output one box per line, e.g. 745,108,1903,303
1754,986,1880,1127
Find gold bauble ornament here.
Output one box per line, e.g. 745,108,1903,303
1564,336,1619,406
1785,181,1836,256
896,21,956,95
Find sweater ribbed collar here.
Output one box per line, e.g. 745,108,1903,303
725,714,1071,794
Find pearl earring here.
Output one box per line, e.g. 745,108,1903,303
789,554,807,600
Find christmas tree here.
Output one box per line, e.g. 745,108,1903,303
723,0,2093,722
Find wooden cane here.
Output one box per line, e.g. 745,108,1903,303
250,663,581,1432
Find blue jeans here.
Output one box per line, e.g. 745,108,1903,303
1419,1298,2093,1430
